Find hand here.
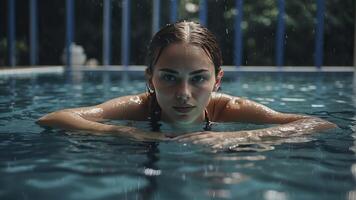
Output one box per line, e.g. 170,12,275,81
172,118,337,151
173,131,260,150
113,126,170,141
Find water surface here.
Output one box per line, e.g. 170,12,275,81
0,71,355,200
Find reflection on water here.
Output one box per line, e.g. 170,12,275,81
215,155,266,161
60,134,162,200
200,171,248,185
206,189,232,199
263,190,288,200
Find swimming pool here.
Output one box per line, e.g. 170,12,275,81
0,71,355,200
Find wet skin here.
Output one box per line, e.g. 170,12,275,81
148,43,222,125
37,43,337,148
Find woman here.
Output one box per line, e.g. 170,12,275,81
37,21,336,149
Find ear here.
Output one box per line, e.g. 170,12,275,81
214,69,224,91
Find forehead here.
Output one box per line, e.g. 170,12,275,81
154,43,214,71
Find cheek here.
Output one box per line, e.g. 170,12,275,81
152,79,172,97
151,79,173,106
193,84,214,104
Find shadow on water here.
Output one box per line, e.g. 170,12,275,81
116,142,160,200
60,130,164,200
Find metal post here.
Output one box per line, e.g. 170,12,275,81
234,0,243,67
353,1,356,67
103,0,112,66
315,0,325,69
275,0,285,68
30,0,38,65
8,0,16,67
199,0,207,26
170,0,178,23
121,0,131,67
66,0,74,68
152,0,161,35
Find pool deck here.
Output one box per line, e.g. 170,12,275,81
0,65,354,76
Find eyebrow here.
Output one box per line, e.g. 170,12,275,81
190,69,209,75
159,69,178,74
159,68,209,75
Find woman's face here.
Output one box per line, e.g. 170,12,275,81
149,43,222,125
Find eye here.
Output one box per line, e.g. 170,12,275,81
191,75,207,84
161,74,177,82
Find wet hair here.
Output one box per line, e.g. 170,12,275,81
146,21,223,76
145,21,223,131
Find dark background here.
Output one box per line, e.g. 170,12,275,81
0,0,354,66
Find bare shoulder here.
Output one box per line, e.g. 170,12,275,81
209,93,305,123
209,92,246,110
37,93,150,126
99,93,148,108
208,92,242,121
97,93,149,120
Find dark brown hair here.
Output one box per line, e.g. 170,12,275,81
146,20,223,76
145,21,223,131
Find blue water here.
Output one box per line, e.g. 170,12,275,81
0,71,355,200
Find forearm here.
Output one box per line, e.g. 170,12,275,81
175,117,337,148
252,117,337,138
37,111,117,132
36,111,166,140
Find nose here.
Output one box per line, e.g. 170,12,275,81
175,80,191,103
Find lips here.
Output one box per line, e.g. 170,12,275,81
172,105,196,113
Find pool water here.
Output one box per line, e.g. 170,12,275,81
0,71,355,200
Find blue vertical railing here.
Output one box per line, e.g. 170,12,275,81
315,0,325,69
65,0,74,68
199,0,207,26
234,0,243,67
121,0,131,68
275,0,285,68
170,0,178,23
103,0,112,66
29,0,38,65
8,0,16,67
152,0,161,35
5,1,328,69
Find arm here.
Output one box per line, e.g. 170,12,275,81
211,94,309,124
211,94,335,126
175,95,337,148
36,93,167,141
175,117,336,149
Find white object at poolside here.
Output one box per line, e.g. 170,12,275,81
61,43,87,66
